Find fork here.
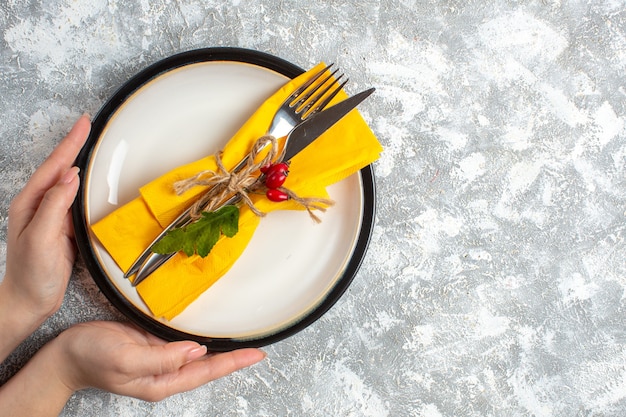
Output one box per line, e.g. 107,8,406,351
124,64,348,279
199,64,347,180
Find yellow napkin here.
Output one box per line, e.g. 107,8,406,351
92,63,382,320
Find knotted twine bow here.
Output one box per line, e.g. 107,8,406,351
171,135,334,223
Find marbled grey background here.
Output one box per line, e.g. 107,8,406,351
1,0,626,416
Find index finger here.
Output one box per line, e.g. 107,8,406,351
138,348,266,401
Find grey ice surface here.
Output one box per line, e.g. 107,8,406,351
1,1,626,416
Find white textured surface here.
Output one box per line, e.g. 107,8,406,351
1,1,625,416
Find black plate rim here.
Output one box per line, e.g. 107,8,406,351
71,47,376,351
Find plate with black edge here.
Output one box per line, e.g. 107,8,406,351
72,47,376,351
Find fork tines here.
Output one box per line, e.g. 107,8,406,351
291,64,348,118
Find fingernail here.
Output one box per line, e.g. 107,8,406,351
82,112,91,121
60,166,80,184
186,345,207,363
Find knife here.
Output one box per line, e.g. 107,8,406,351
128,87,375,286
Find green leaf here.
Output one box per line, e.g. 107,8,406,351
151,205,239,258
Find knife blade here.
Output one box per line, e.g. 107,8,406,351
128,87,375,286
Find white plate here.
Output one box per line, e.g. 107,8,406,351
73,48,375,349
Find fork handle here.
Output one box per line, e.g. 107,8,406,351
123,154,253,278
131,192,243,286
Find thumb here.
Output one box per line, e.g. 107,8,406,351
27,167,80,237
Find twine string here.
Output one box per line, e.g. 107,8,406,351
172,135,334,222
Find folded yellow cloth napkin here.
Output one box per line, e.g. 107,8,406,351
92,63,382,320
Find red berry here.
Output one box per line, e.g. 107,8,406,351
264,162,289,189
266,189,290,202
260,162,271,174
266,162,289,177
265,171,287,189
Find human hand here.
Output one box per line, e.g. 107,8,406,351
3,115,90,322
51,321,266,402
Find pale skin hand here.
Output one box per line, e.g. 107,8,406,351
57,322,265,401
4,115,89,316
0,116,266,416
0,114,91,360
54,322,265,400
0,321,265,416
